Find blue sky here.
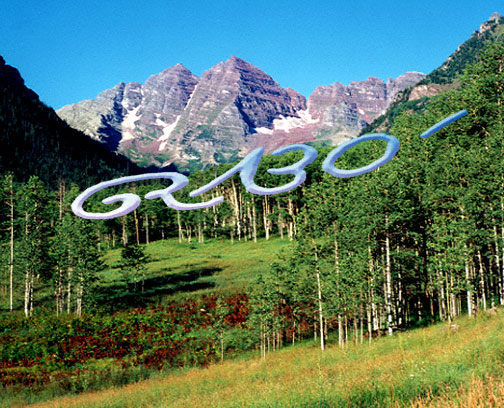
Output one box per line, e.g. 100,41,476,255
2,1,502,109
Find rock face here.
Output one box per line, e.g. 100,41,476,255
408,83,451,101
58,64,198,166
57,58,424,171
480,12,502,33
161,56,307,168
308,72,425,125
404,12,504,103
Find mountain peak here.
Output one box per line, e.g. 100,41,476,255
228,55,247,63
223,55,258,71
159,63,193,76
489,12,502,21
480,12,502,33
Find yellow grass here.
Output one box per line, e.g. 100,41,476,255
24,311,504,408
411,376,504,407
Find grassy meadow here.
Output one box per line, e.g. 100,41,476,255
4,236,292,312
99,236,292,298
14,309,504,408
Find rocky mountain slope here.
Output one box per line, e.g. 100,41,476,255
57,58,423,171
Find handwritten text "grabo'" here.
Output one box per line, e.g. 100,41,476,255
71,110,467,220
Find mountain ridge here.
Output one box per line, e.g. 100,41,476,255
57,57,423,171
361,11,503,134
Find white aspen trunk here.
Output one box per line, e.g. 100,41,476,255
186,223,192,243
23,212,30,317
29,273,34,316
338,314,343,347
369,247,379,331
367,298,372,344
198,222,203,244
450,272,456,318
24,269,30,317
277,201,284,239
359,308,363,344
501,197,504,305
58,180,65,220
246,205,252,241
8,179,14,313
437,261,447,321
252,199,257,243
397,269,403,327
477,250,487,310
371,287,378,331
121,217,128,246
263,196,270,240
429,281,435,319
491,221,503,305
287,198,294,241
464,244,473,317
395,241,404,326
231,179,241,241
145,213,150,245
211,192,218,238
239,188,244,241
55,267,63,316
344,315,348,345
334,230,344,347
385,221,393,336
55,284,59,317
293,203,298,237
67,266,73,314
262,327,266,360
177,211,183,243
242,204,248,242
76,272,84,318
313,241,324,351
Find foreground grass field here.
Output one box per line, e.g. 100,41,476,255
21,310,504,408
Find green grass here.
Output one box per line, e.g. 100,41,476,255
0,236,291,311
20,310,504,408
98,237,292,300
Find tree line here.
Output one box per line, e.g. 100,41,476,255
248,39,504,352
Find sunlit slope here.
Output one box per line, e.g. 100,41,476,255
29,311,504,408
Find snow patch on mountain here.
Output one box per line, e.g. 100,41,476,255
256,110,319,134
157,115,180,151
121,106,141,141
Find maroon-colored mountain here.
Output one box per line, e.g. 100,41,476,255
58,58,424,171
